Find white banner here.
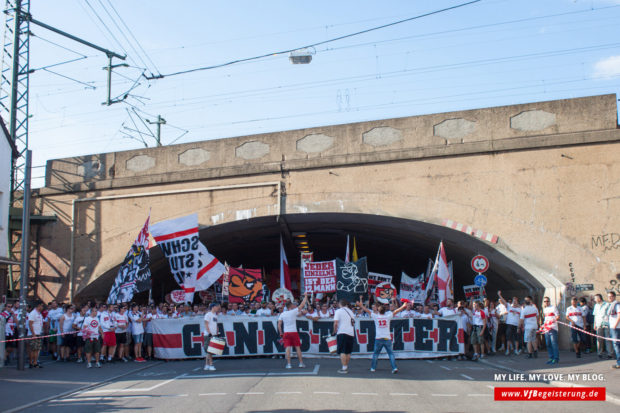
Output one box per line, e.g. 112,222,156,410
150,214,225,302
368,272,392,294
399,272,426,302
303,260,336,293
152,315,464,359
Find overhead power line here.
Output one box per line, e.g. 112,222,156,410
145,0,482,80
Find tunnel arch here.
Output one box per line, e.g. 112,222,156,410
77,213,560,303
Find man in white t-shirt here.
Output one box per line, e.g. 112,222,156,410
333,299,356,373
566,297,585,358
47,301,63,360
255,302,272,317
129,305,145,362
358,296,406,373
606,291,620,369
82,307,103,368
541,297,559,364
520,296,539,359
203,302,221,371
435,299,458,317
498,291,521,355
99,304,117,363
27,301,44,368
278,294,309,369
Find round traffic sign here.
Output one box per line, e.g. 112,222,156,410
474,274,487,287
471,255,489,273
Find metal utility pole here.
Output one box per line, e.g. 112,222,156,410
0,0,125,306
16,149,30,371
146,115,166,146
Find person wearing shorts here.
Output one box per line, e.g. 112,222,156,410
498,291,521,355
277,294,309,369
27,301,44,368
129,305,145,362
333,299,356,373
203,302,221,371
470,301,487,361
566,297,586,358
73,305,88,363
100,305,117,363
520,296,539,358
114,306,129,362
81,307,103,368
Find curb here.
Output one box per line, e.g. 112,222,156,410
2,361,163,413
479,358,620,406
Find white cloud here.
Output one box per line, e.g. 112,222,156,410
593,56,620,78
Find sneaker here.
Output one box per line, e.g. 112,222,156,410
392,368,398,374
498,345,505,352
472,353,479,361
612,365,620,369
76,358,83,363
479,354,485,359
298,363,306,368
533,351,538,359
505,349,511,356
598,354,604,359
551,359,559,365
527,353,533,359
87,362,92,368
95,362,101,368
370,368,376,372
209,365,216,371
608,355,615,360
203,365,211,371
546,359,554,364
515,349,522,355
122,357,128,363
337,368,349,374
285,364,292,369
576,352,581,358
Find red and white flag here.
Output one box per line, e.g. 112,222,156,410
151,214,226,303
436,242,453,307
280,235,291,290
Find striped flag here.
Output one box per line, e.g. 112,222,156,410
280,235,291,290
151,214,225,303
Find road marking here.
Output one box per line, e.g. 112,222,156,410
184,364,320,378
236,392,264,395
390,393,418,396
199,393,228,396
275,392,302,395
352,392,378,396
314,391,340,395
468,394,492,397
83,374,186,394
193,367,201,371
425,360,434,364
431,394,458,397
460,374,474,380
440,365,451,371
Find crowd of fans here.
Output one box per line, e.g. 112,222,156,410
1,289,619,369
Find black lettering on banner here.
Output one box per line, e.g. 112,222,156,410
181,238,190,252
216,323,230,355
171,239,182,254
233,321,258,354
414,318,433,351
261,320,284,353
390,319,407,351
161,242,172,256
359,320,375,352
312,321,334,353
437,319,458,352
182,324,202,357
191,235,199,249
185,253,194,268
296,320,311,352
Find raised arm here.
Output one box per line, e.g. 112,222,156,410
497,290,508,307
297,293,309,312
356,295,372,315
392,300,409,316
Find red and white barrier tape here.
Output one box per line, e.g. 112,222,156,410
539,320,620,342
0,330,78,343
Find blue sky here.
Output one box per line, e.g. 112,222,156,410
20,0,620,186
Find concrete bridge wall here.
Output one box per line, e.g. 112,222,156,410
28,94,620,306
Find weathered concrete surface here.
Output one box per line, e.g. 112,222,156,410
29,94,620,305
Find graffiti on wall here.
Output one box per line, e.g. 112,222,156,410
591,233,620,252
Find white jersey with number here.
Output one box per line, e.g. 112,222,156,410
371,311,393,339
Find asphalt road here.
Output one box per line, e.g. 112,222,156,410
1,352,618,413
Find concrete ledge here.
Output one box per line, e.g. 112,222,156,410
36,128,620,196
